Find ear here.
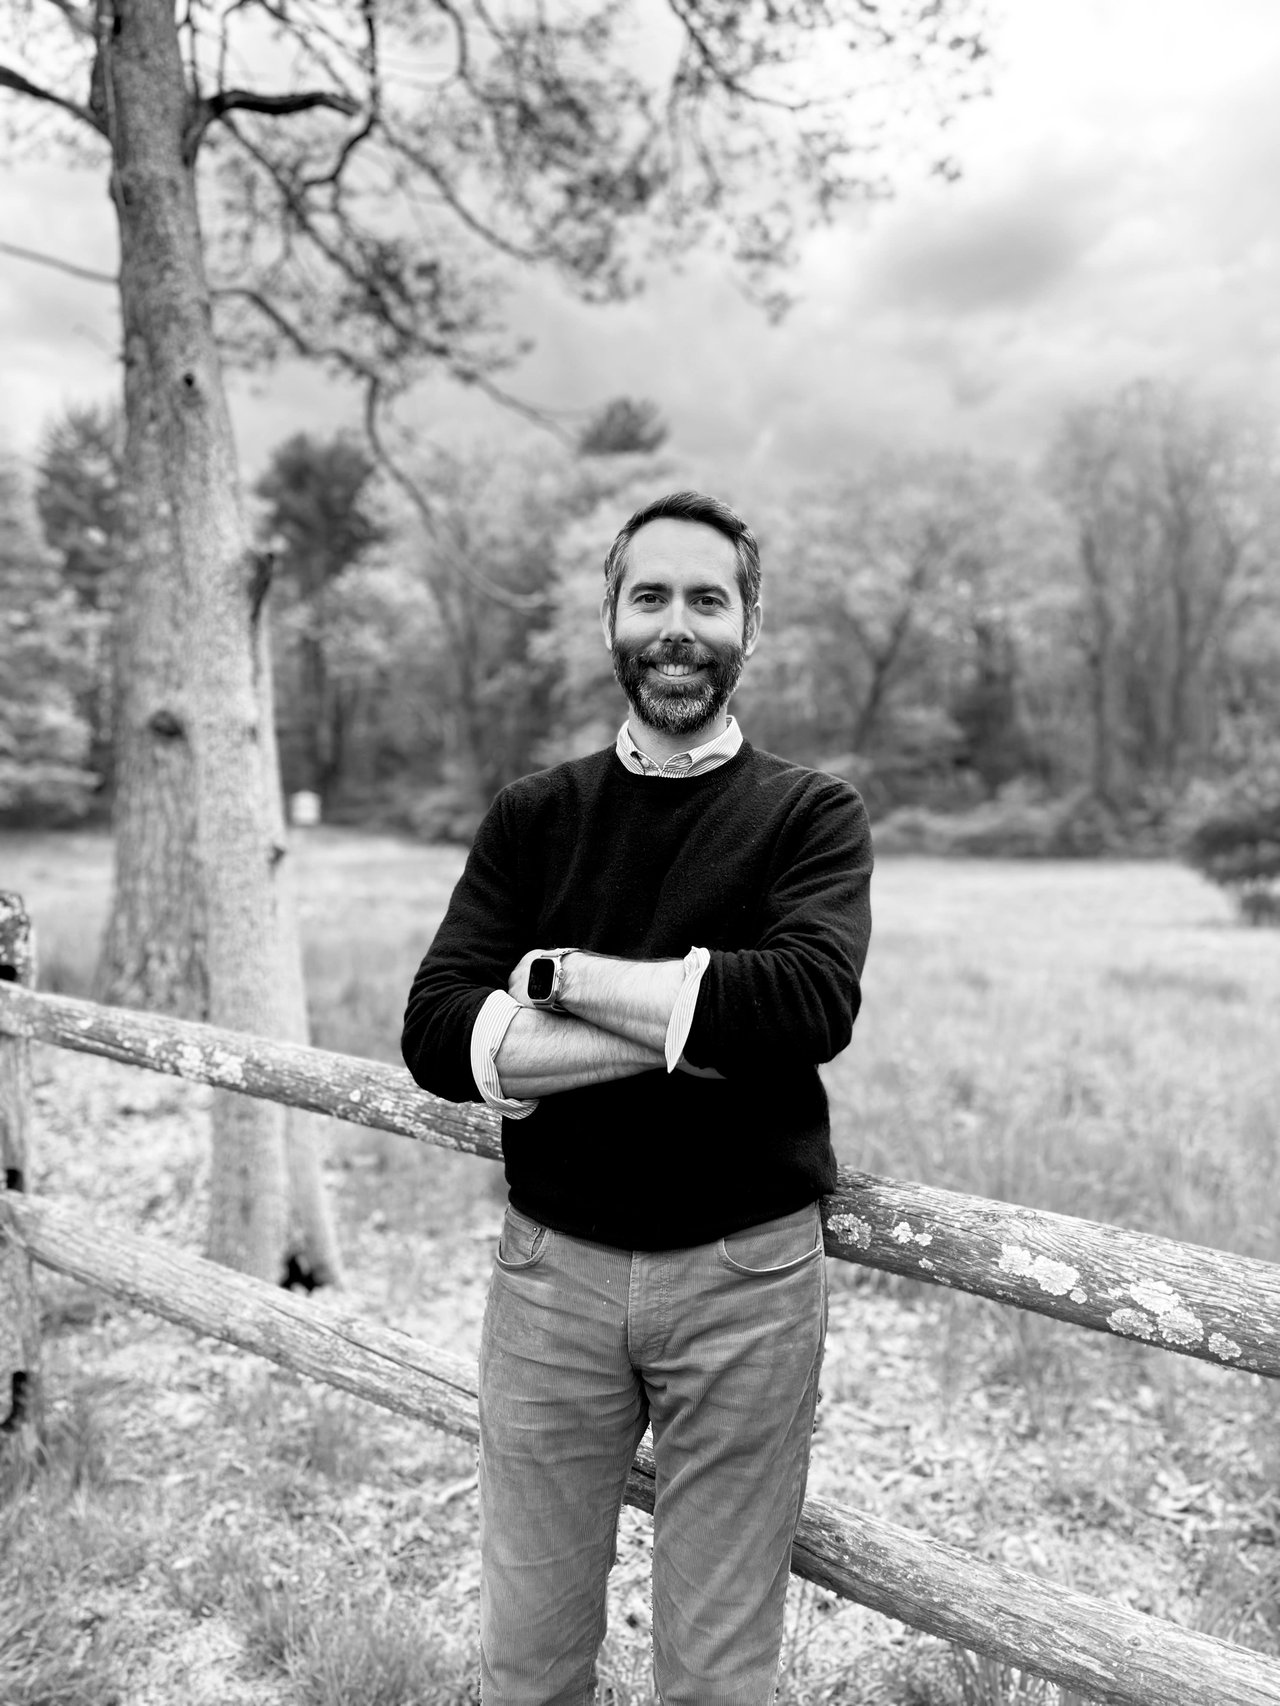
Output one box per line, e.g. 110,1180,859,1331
600,593,614,652
742,599,763,659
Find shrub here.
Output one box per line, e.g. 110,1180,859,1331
1181,759,1280,925
874,785,1119,859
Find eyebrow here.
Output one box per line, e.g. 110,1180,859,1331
625,579,731,598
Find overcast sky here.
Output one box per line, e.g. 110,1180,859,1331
3,0,1280,486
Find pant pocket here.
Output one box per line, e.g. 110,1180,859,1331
716,1203,822,1277
495,1205,550,1271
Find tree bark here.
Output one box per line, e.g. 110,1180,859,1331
97,335,206,1017
94,0,339,1283
0,895,41,1481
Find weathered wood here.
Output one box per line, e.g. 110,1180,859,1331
0,982,501,1159
822,1173,1280,1377
3,1193,478,1444
7,1192,1280,1706
0,895,41,1471
785,1492,1280,1706
2,982,1277,1379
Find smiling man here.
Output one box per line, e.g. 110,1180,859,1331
402,490,873,1705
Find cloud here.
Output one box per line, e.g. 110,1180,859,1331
858,165,1112,317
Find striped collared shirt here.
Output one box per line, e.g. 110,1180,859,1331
614,715,743,778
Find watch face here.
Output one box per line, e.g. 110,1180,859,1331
527,956,556,1002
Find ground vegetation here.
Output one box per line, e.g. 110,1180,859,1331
2,833,1277,1704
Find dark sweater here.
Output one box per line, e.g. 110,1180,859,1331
401,741,872,1249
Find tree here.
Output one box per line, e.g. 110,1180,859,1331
1049,381,1277,812
0,458,97,824
254,433,384,807
740,455,1054,805
34,403,124,801
577,397,670,458
0,0,988,1279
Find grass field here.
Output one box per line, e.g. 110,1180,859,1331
1,829,1278,1704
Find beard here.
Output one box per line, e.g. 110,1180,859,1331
611,636,747,737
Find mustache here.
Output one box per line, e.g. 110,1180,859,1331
637,641,715,668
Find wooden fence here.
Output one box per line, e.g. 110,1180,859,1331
1,892,1279,1706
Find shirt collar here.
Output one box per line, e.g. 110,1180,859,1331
614,715,743,778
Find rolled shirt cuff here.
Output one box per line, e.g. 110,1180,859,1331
665,945,710,1073
470,988,539,1119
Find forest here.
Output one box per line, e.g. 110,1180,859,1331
6,373,1280,868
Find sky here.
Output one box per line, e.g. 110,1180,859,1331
3,0,1280,486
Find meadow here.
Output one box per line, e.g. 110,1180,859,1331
1,828,1278,1705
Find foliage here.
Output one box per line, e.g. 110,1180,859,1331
729,455,1065,804
32,402,123,798
255,433,384,601
577,397,670,458
1048,380,1280,809
254,433,387,803
1180,754,1280,924
0,458,98,825
1,0,990,439
34,403,123,613
24,373,1280,840
874,785,1119,860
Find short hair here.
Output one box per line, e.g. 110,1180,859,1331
602,491,762,632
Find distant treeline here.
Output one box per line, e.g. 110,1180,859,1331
5,380,1279,859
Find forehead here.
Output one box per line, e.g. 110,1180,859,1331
620,518,741,597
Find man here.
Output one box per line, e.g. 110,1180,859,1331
402,490,872,1705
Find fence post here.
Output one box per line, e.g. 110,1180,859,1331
0,893,41,1480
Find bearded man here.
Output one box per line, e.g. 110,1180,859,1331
402,490,873,1705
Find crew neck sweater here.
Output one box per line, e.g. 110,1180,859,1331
402,741,873,1250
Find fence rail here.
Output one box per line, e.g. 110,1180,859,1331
2,978,1277,1377
2,897,1280,1706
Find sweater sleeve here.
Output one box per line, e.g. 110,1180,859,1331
682,780,872,1076
401,791,527,1103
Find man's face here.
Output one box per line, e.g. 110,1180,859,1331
601,518,762,740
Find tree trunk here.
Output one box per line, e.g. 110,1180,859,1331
254,614,344,1285
97,0,340,1284
1079,528,1119,808
96,360,206,1018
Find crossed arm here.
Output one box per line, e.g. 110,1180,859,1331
493,952,687,1098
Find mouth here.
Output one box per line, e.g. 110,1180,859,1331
650,661,705,679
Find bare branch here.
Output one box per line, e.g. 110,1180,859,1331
664,0,813,113
362,375,553,614
301,0,380,188
0,60,106,134
453,368,574,443
0,238,116,285
188,86,362,158
429,0,475,82
379,125,547,265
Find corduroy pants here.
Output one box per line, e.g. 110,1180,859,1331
477,1201,827,1705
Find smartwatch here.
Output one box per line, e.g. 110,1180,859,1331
526,948,572,1010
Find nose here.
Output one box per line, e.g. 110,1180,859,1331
659,595,694,641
